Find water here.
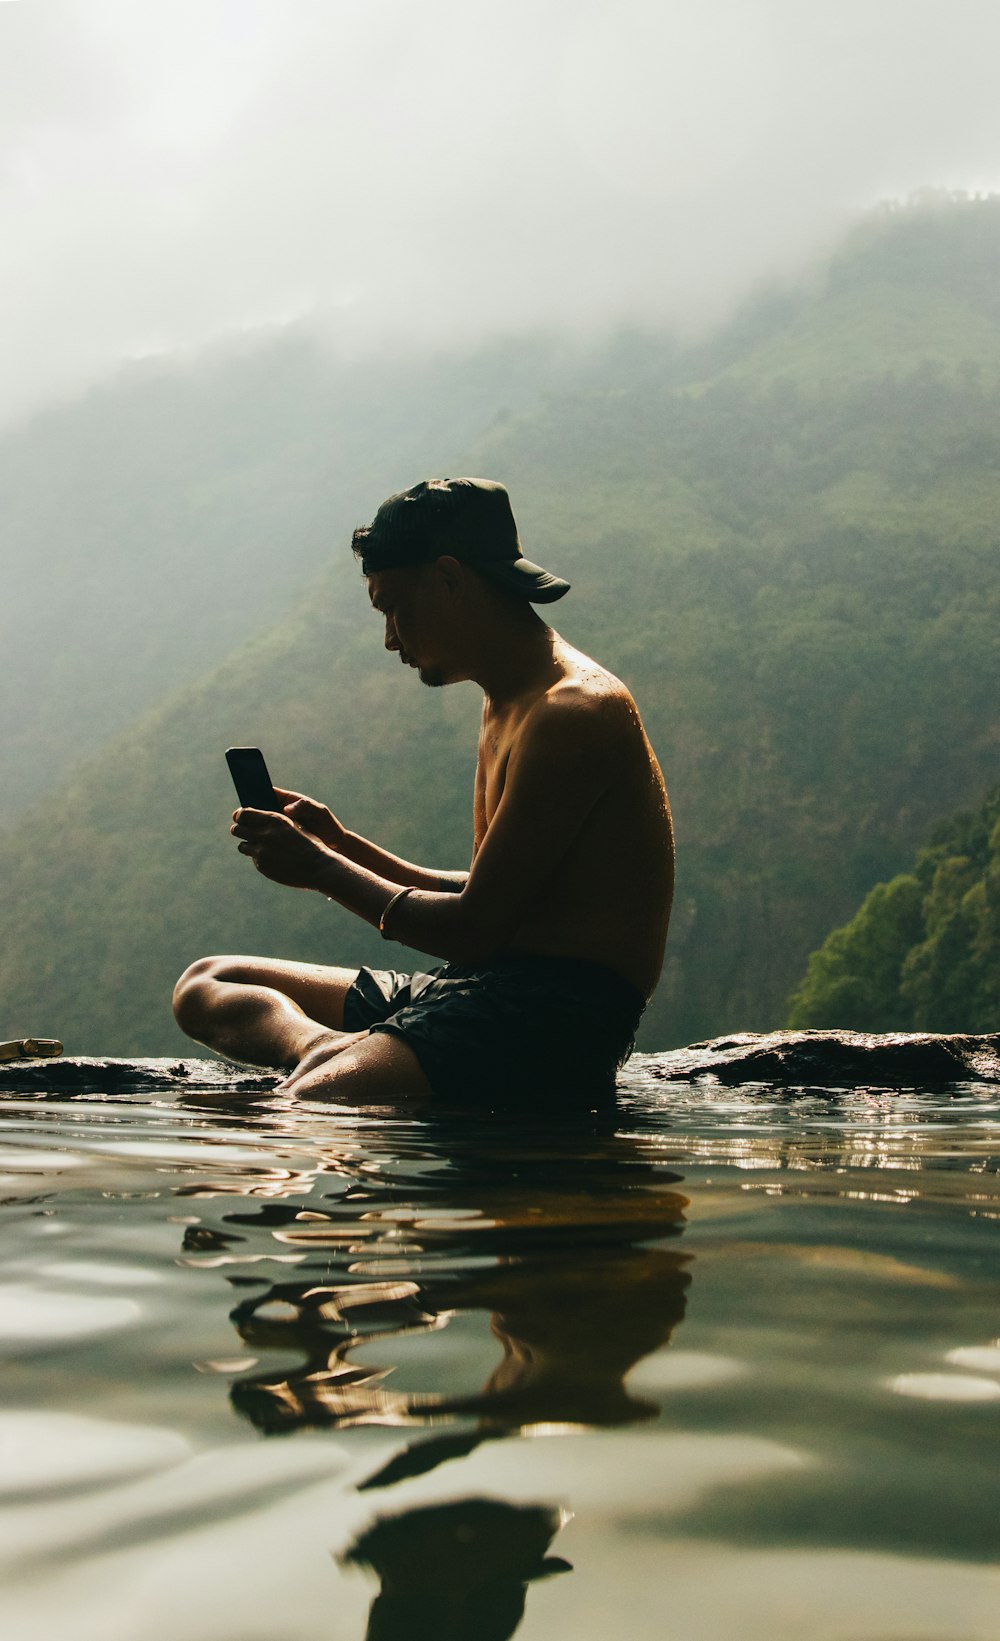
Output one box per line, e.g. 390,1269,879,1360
2,1060,999,1640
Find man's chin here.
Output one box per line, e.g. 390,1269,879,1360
418,667,448,688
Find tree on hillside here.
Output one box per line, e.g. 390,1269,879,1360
788,787,1000,1033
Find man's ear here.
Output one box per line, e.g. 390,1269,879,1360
432,555,466,598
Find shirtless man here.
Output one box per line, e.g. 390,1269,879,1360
173,478,674,1101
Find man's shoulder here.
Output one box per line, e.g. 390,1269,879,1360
517,664,637,765
543,654,636,725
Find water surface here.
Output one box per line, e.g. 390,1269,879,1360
2,1061,999,1639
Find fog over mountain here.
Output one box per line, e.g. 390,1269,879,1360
4,0,1000,425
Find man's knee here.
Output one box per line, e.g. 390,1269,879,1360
172,953,306,1033
172,954,231,1030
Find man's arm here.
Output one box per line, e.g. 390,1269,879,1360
272,787,467,893
339,833,467,894
234,692,616,959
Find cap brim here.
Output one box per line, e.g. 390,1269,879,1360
477,557,571,603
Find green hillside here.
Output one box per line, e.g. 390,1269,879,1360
788,787,1000,1032
2,194,999,1056
0,575,481,1051
0,331,579,823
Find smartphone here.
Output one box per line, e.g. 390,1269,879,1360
225,747,284,812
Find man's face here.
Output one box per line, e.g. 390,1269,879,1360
367,565,455,689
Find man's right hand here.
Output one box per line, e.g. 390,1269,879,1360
273,787,348,852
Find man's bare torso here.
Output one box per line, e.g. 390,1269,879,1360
472,638,674,999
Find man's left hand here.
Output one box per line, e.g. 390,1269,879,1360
231,808,331,889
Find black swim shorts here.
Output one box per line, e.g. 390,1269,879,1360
342,953,646,1102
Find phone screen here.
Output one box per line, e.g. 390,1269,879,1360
225,747,283,812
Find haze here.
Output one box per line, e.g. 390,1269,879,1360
3,0,1000,425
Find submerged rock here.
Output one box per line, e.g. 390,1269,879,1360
0,1029,998,1095
650,1028,1000,1087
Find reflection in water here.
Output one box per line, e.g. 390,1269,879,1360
340,1497,571,1641
190,1122,688,1639
210,1127,690,1473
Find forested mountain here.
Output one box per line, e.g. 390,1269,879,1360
2,194,998,1057
1,331,580,821
788,786,1000,1032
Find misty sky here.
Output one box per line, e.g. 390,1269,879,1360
3,0,1000,425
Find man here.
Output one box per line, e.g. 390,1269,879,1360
173,478,674,1101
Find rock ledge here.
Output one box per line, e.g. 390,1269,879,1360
649,1028,1000,1087
0,1029,997,1095
0,1056,278,1094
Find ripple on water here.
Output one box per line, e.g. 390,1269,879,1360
946,1342,1000,1371
887,1372,1000,1401
38,1261,166,1288
0,1284,142,1343
0,1146,87,1173
0,1411,189,1494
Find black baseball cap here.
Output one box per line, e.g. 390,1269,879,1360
352,477,570,603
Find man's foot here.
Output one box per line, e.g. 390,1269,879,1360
276,1028,370,1092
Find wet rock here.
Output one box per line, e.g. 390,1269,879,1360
0,1055,279,1094
650,1028,1000,1087
1,1029,998,1097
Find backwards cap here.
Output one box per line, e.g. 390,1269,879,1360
352,477,570,604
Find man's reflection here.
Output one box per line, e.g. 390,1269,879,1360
186,1126,691,1641
340,1497,571,1641
212,1132,691,1465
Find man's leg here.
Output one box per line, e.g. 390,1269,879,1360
172,955,362,1069
280,1029,432,1101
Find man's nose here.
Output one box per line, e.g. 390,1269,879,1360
384,619,399,652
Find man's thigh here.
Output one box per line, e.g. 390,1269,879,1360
294,1028,432,1102
211,956,361,1031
